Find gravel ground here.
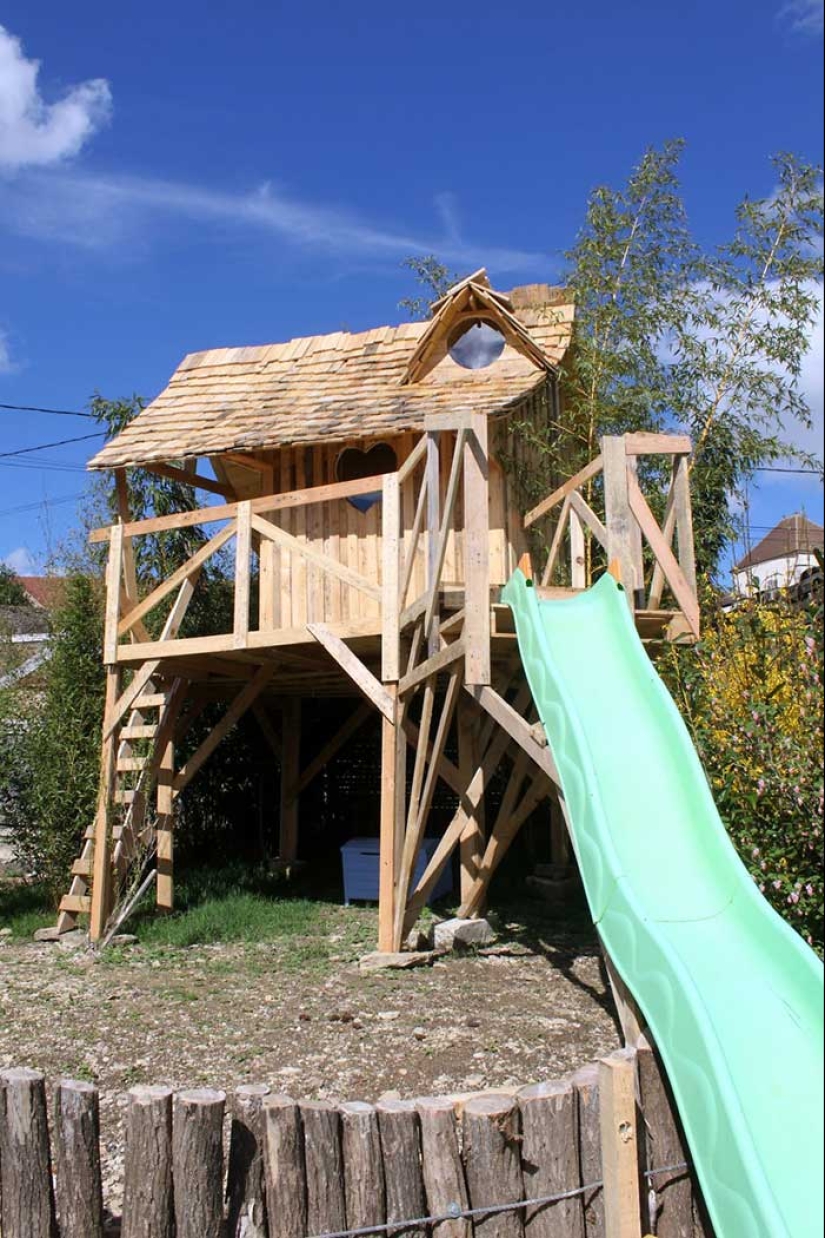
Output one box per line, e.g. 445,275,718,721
0,903,620,1214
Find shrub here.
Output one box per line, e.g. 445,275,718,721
661,590,823,953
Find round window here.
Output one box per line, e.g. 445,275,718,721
447,320,506,370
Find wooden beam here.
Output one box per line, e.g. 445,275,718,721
458,699,485,907
540,494,572,588
464,684,560,789
402,716,462,796
423,430,466,647
626,473,700,638
623,432,692,456
156,729,175,911
397,435,427,484
143,461,234,497
306,623,394,721
378,685,402,952
279,698,301,861
425,432,441,656
602,437,641,598
381,473,401,682
398,640,465,697
569,506,586,590
672,454,697,597
89,667,121,941
173,664,275,793
251,512,381,602
252,701,283,760
599,1052,643,1238
524,455,604,528
399,467,429,613
117,521,237,638
233,501,252,648
294,702,372,796
569,489,608,551
89,473,394,543
463,415,491,686
115,617,383,664
103,523,124,664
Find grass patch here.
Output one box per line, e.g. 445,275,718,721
0,880,54,939
137,891,326,948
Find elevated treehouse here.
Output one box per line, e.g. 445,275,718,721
58,273,699,950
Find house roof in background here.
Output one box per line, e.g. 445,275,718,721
16,577,66,611
88,284,574,470
734,514,824,571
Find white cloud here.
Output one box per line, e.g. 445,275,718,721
0,328,13,373
2,546,35,574
0,168,545,272
779,0,824,34
0,24,111,170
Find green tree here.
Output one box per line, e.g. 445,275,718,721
399,255,457,320
0,564,30,606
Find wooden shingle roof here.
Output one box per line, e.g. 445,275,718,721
88,287,574,471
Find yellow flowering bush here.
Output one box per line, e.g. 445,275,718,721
661,589,823,954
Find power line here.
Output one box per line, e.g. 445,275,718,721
0,431,105,459
0,402,94,419
754,465,823,475
0,493,84,519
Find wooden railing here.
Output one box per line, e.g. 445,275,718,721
524,433,699,638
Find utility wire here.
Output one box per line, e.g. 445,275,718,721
0,431,105,459
0,402,95,418
0,493,84,519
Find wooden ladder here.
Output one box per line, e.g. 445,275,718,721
56,680,174,934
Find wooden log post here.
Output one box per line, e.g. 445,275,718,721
601,436,641,605
635,1039,693,1238
54,1079,104,1238
261,1096,307,1238
518,1080,584,1238
0,1068,56,1238
340,1100,386,1229
173,1088,226,1238
300,1100,347,1235
416,1097,470,1238
227,1083,271,1238
464,413,491,686
598,1052,642,1238
121,1085,174,1238
376,1098,427,1238
571,1064,604,1238
279,697,301,862
462,1094,525,1238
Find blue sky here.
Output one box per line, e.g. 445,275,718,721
1,0,822,579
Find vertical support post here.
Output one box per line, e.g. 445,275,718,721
378,685,403,953
673,454,697,597
103,523,124,665
258,464,279,632
602,437,641,606
425,432,441,656
156,730,175,912
89,666,121,941
458,699,485,908
381,473,401,683
234,499,252,648
116,470,142,642
464,413,491,686
569,507,586,589
279,697,301,861
599,1052,643,1238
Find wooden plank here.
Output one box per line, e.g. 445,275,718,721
115,617,384,664
569,507,586,590
233,501,252,648
602,437,639,598
117,522,237,638
382,472,401,682
103,523,124,664
89,666,121,941
397,433,427,483
251,512,381,601
524,455,604,528
460,768,550,919
156,731,175,911
89,473,394,543
143,460,233,496
423,409,481,432
569,490,608,551
464,414,491,685
399,468,429,612
378,684,402,951
398,640,465,697
173,664,275,793
599,1052,642,1238
458,700,485,907
464,684,560,789
402,715,463,796
59,894,92,914
279,698,301,861
626,474,700,637
672,455,697,597
623,433,692,456
647,467,678,611
540,495,572,587
458,749,530,916
307,623,394,721
425,432,442,655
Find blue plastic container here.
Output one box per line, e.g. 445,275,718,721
340,836,453,905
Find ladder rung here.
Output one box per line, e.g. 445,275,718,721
59,895,91,914
121,725,157,740
71,858,93,877
117,757,149,772
134,693,165,709
115,789,136,804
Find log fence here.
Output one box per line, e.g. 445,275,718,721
0,1042,712,1238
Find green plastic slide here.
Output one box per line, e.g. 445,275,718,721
502,569,824,1238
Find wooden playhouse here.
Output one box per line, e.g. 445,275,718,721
58,271,700,950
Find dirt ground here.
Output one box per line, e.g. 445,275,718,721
0,900,620,1211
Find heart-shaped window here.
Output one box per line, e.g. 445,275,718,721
336,442,398,512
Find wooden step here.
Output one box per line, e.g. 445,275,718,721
121,725,158,740
133,693,165,709
59,894,91,914
114,789,136,805
71,857,93,877
117,757,149,772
